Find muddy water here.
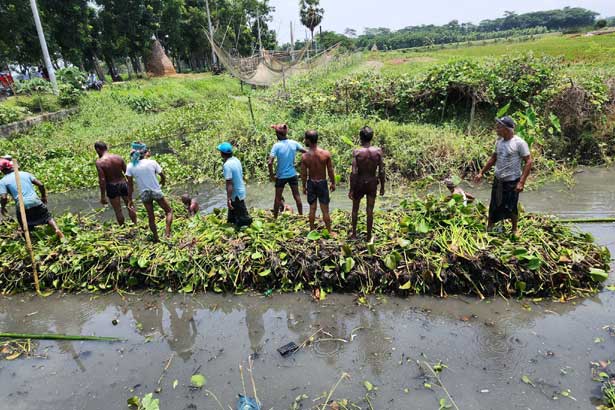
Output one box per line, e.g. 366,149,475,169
1,168,615,410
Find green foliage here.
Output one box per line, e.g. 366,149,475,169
56,67,87,90
0,198,609,297
58,84,82,107
14,78,54,96
0,105,29,126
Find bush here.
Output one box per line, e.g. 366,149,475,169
58,83,82,107
14,78,55,113
56,67,86,90
0,104,29,125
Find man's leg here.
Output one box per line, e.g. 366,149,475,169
143,201,159,242
309,202,317,230
511,214,519,237
109,196,125,225
320,203,332,232
273,186,284,219
350,198,360,239
47,218,64,240
156,197,174,238
290,184,303,216
366,195,377,242
122,196,137,224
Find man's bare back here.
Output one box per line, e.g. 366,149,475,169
350,146,384,199
302,147,332,181
96,153,127,184
354,146,383,178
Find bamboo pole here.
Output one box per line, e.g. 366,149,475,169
0,332,122,342
13,159,41,295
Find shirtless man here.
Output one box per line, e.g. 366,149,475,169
94,141,137,225
349,126,385,241
181,194,200,217
301,130,335,232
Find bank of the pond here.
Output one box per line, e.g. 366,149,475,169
0,198,609,297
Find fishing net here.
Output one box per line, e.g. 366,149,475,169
206,32,340,86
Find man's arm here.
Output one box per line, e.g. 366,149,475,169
378,150,385,196
268,156,276,182
0,194,7,216
474,153,497,182
225,179,234,210
327,154,336,192
159,171,166,187
516,154,532,192
127,176,134,199
300,155,308,195
348,150,358,199
95,162,107,204
31,178,47,204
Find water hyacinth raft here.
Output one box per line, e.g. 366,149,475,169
0,197,610,297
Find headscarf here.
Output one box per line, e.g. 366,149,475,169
130,142,148,166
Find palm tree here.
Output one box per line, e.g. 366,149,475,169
299,0,324,52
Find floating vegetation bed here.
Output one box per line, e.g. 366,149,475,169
0,197,609,297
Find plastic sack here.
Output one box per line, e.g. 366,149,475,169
236,395,261,410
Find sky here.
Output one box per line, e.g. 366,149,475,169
268,0,615,43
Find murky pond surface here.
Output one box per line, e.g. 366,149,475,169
2,168,615,410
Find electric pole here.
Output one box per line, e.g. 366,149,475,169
290,21,295,61
29,0,57,94
256,12,264,57
204,0,217,66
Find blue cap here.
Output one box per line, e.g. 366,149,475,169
217,142,233,154
496,116,515,129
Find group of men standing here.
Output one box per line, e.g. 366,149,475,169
0,116,531,242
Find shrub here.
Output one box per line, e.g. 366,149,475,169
0,105,29,125
56,67,86,90
58,83,82,107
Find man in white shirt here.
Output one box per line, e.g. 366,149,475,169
475,117,532,237
126,142,173,242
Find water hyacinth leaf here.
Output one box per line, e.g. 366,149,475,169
589,268,608,282
515,281,527,293
415,219,431,234
527,257,541,271
141,393,160,410
307,231,321,241
181,283,193,293
363,380,374,392
258,269,271,277
384,251,402,270
344,257,355,273
191,374,206,388
251,252,263,260
127,396,140,407
399,281,412,290
342,244,352,257
137,256,149,269
521,375,535,387
397,238,411,248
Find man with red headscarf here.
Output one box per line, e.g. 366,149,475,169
0,159,64,239
268,123,306,218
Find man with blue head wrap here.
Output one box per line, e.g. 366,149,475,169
126,142,173,242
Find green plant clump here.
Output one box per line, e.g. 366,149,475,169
0,197,608,297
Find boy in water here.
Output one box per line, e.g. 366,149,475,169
94,141,137,225
126,142,173,242
349,126,385,241
301,130,336,232
443,178,475,205
181,194,200,217
268,124,306,218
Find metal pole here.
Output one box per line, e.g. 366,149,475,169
204,0,217,66
256,12,263,57
29,0,57,94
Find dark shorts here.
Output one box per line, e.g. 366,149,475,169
489,178,520,223
275,176,298,189
352,177,379,200
16,203,52,229
106,181,129,199
228,198,252,228
307,179,330,205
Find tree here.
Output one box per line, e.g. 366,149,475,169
595,19,607,29
344,28,357,38
299,0,323,51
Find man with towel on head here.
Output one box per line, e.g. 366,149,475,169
126,142,173,242
474,116,532,237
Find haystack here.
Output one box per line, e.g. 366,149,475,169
146,39,176,77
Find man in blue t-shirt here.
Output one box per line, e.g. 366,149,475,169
0,159,63,239
267,124,306,218
218,142,252,229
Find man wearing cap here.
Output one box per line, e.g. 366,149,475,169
218,142,252,229
268,124,306,218
475,116,532,237
0,159,64,239
126,142,173,242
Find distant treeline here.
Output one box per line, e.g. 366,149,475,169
0,0,277,80
307,7,602,51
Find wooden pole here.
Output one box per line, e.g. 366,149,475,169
247,95,256,129
13,159,41,295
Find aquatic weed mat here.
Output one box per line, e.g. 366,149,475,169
0,197,609,297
